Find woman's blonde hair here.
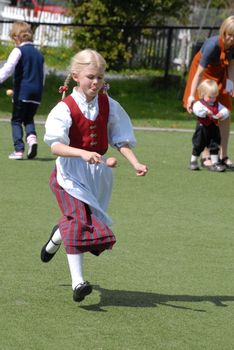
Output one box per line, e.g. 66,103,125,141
10,21,33,43
197,80,219,99
60,49,107,99
220,16,234,39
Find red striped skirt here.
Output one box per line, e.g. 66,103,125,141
50,168,116,255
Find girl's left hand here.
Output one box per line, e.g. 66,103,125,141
214,112,223,120
134,162,148,176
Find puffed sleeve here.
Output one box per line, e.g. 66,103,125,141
107,96,136,148
44,101,72,147
192,101,208,118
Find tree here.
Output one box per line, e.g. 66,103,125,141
68,0,191,70
68,0,231,70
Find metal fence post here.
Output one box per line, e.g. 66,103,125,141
164,27,173,80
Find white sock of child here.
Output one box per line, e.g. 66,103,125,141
191,155,198,162
45,227,62,253
211,154,219,164
67,253,85,290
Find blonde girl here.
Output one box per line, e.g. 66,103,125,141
41,49,148,302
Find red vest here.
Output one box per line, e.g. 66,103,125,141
198,99,219,126
63,93,109,155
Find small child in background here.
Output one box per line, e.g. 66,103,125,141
0,21,44,160
41,49,148,303
189,79,229,172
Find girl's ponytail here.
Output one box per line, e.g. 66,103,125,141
58,73,72,100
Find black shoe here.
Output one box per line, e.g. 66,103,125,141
189,160,200,171
41,225,60,263
27,143,37,159
209,163,226,172
220,157,234,171
73,281,93,302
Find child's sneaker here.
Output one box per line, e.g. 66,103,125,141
8,151,24,160
189,160,200,171
209,163,226,172
27,135,37,159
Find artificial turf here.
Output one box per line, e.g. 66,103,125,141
0,123,233,349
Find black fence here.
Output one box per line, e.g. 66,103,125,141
0,20,220,77
128,25,219,77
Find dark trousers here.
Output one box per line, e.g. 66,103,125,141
11,101,38,152
192,123,220,157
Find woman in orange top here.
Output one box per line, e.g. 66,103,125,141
183,16,234,169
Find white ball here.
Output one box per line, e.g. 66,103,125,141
6,89,13,96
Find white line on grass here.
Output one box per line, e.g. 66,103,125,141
1,118,234,134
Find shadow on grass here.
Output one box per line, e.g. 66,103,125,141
3,157,55,162
34,157,56,162
26,157,56,162
80,285,234,312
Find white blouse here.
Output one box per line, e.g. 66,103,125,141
44,88,136,225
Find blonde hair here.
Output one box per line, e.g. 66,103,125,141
220,16,234,39
70,49,106,75
197,80,219,99
60,49,107,99
10,21,33,43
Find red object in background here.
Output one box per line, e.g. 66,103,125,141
15,0,67,14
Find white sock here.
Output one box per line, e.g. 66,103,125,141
211,155,219,164
45,228,62,253
191,155,198,162
27,134,37,145
67,253,85,290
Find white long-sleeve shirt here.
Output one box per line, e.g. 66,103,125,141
44,88,136,225
192,100,230,120
0,42,31,83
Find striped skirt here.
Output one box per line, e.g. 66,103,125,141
50,168,116,255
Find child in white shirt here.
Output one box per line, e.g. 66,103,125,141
41,49,148,303
189,79,229,172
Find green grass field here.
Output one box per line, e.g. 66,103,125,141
0,75,211,130
1,73,234,132
0,122,233,350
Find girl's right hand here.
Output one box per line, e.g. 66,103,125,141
81,150,102,164
187,96,195,113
